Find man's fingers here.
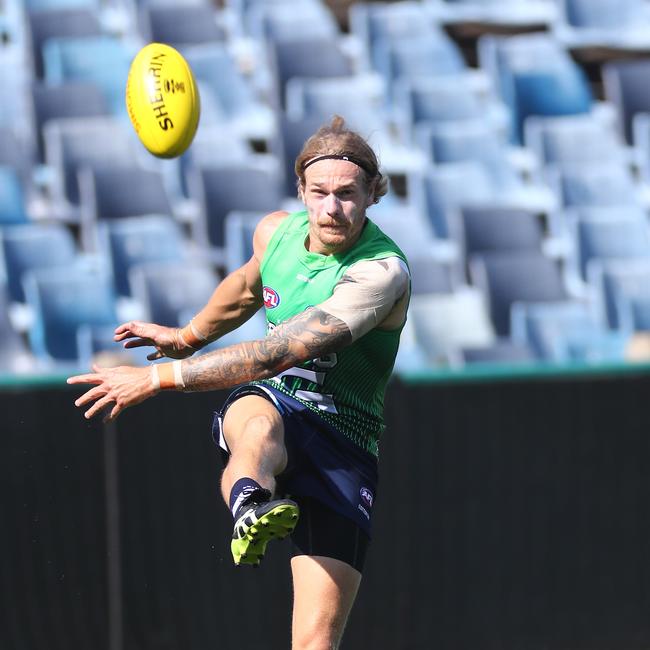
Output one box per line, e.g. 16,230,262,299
67,373,103,386
84,394,115,420
122,338,154,349
104,402,123,423
74,386,107,408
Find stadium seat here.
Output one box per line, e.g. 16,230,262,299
587,258,650,329
407,254,459,295
394,76,508,135
524,114,630,167
469,251,569,335
0,127,35,181
139,4,225,47
478,33,594,143
182,44,276,144
414,120,521,190
187,162,285,261
550,162,643,208
601,59,650,144
42,36,136,117
619,294,650,332
224,211,265,273
410,162,497,239
30,81,110,161
372,33,469,96
553,0,650,51
571,213,650,281
268,38,354,108
0,168,29,225
459,206,545,258
78,166,174,250
434,0,557,28
459,339,535,365
129,261,219,327
247,0,339,41
26,8,102,79
349,1,440,59
43,117,142,212
98,216,188,297
0,282,35,372
23,266,118,363
0,223,78,303
510,300,627,362
366,203,440,261
408,286,496,364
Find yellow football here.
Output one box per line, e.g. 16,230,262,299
125,42,200,159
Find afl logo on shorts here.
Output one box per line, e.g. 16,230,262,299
360,487,374,509
263,286,281,309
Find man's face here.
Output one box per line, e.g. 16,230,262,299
300,158,375,255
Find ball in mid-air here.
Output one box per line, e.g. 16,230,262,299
125,42,200,159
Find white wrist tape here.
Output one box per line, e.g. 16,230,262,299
151,360,185,391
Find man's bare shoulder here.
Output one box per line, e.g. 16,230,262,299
253,210,290,259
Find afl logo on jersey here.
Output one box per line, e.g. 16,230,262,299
360,487,374,508
263,286,281,309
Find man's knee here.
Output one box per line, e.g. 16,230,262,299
223,395,284,454
292,612,345,650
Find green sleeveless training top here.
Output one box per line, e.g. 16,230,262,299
254,209,408,456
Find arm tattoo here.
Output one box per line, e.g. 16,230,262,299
181,307,351,391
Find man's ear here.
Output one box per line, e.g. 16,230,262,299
365,180,378,207
298,184,305,202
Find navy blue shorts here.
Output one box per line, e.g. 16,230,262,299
212,383,378,539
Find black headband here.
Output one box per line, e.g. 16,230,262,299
302,154,375,177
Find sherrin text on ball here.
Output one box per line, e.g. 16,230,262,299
125,42,200,159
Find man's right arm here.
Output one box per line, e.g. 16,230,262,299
114,210,288,360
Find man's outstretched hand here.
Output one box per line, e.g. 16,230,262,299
114,321,196,361
67,364,157,422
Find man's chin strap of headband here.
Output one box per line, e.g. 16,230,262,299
302,154,374,177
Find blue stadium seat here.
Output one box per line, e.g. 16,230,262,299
182,44,276,144
510,300,627,362
407,254,458,295
524,114,629,167
459,206,545,257
349,1,440,59
43,117,142,211
27,8,102,79
0,168,29,225
410,162,497,239
478,33,594,143
602,59,650,144
0,282,35,372
460,339,535,365
0,127,35,181
224,211,265,273
394,76,509,142
0,223,77,303
78,166,174,250
408,286,496,364
269,38,354,108
435,0,557,28
187,161,285,261
550,162,642,208
372,33,468,95
414,120,521,190
42,36,136,117
247,0,339,41
572,214,650,280
129,261,219,327
31,81,110,161
98,216,187,297
23,266,118,363
469,251,569,335
620,294,650,332
553,0,650,51
587,258,650,329
139,4,225,47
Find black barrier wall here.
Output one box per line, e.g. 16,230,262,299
4,368,650,650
